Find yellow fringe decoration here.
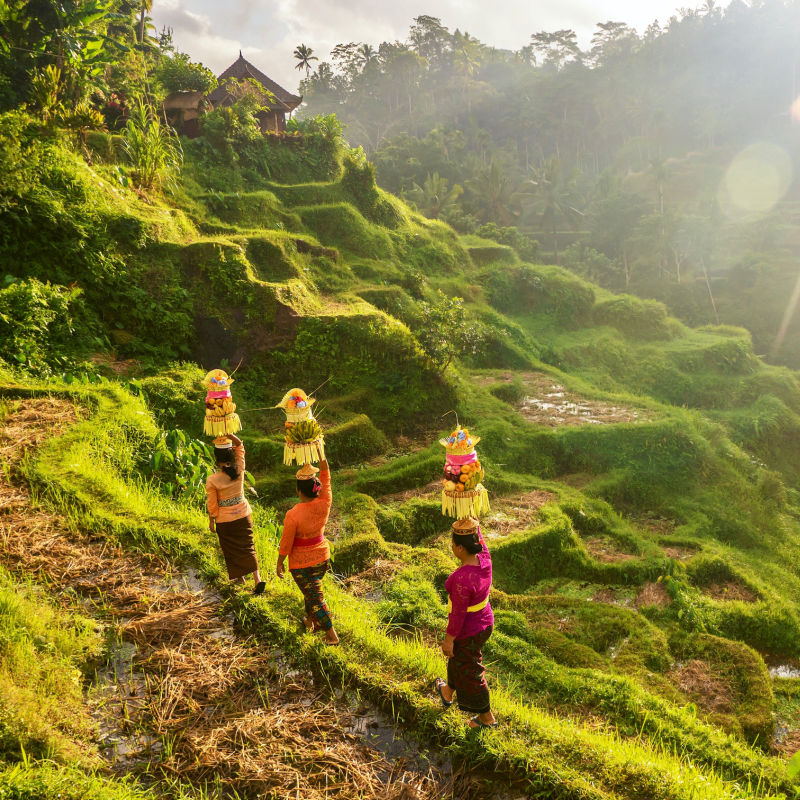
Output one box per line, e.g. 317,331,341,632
442,484,490,519
203,413,242,437
283,437,326,466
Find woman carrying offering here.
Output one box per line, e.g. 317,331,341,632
276,459,339,645
206,433,265,596
434,516,497,728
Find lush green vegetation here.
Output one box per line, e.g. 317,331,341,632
5,4,800,796
299,7,800,367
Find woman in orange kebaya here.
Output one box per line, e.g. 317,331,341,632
276,459,339,645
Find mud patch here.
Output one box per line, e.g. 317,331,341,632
671,660,735,714
632,515,678,536
584,535,637,563
483,490,557,539
591,587,635,607
702,581,759,603
634,582,671,609
515,373,650,428
663,545,698,561
345,558,406,599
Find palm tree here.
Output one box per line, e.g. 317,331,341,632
357,43,379,69
528,158,582,261
138,0,152,44
293,44,318,76
469,161,516,225
407,173,463,219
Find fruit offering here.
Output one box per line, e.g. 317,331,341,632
277,387,326,465
438,427,489,519
202,369,242,437
443,458,484,492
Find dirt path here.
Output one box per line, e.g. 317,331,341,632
0,398,488,800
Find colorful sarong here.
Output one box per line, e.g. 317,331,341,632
447,625,493,714
290,559,333,631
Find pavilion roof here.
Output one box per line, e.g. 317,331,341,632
208,53,302,112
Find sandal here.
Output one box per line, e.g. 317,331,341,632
434,678,453,708
469,715,498,729
252,581,266,596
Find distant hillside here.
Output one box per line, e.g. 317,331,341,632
299,5,800,366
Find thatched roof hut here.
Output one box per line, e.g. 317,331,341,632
208,52,302,133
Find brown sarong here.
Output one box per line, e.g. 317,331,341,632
215,514,258,579
447,625,493,714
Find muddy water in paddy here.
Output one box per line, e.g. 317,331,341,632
0,398,505,800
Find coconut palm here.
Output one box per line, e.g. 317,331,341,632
528,158,582,261
407,172,463,219
293,44,318,76
138,0,152,44
357,43,379,69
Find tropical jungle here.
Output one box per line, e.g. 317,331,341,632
3,1,800,799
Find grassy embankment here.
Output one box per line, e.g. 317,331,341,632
5,121,800,796
0,377,792,800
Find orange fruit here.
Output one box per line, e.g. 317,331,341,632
456,483,465,492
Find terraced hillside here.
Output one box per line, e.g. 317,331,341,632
5,122,800,798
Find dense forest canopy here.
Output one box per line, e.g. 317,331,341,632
300,3,800,365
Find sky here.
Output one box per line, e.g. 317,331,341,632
151,1,731,93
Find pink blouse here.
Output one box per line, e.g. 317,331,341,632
444,529,494,640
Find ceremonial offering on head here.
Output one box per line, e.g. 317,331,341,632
278,388,325,466
203,369,242,437
440,426,489,519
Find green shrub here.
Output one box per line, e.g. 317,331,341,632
0,278,101,372
593,295,673,340
297,203,395,259
484,264,595,326
467,243,518,266
324,414,389,465
202,192,302,232
475,223,540,262
333,530,393,574
244,235,302,281
133,362,205,432
375,499,449,545
357,286,418,324
489,376,526,404
377,568,447,631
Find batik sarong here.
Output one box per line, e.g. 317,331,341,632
447,625,493,714
290,559,333,631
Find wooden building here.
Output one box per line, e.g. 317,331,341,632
161,90,206,138
162,53,302,138
207,52,302,133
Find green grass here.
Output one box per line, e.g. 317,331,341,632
0,567,102,766
8,122,800,797
0,378,793,799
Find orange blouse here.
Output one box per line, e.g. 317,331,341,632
205,443,252,523
279,467,332,570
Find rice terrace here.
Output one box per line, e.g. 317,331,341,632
5,2,800,799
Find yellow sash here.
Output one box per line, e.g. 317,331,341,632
447,594,490,613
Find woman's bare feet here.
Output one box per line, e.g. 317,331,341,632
324,627,340,645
